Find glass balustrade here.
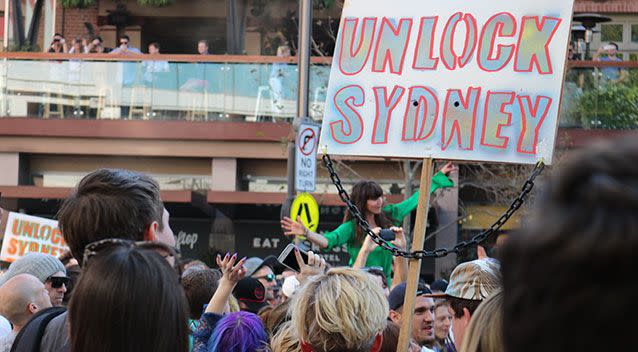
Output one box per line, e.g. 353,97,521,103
0,57,635,130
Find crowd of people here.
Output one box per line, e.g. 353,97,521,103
46,33,211,56
0,137,636,352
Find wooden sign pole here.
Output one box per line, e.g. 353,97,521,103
397,157,434,351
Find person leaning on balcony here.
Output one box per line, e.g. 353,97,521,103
593,42,627,82
197,39,209,55
68,37,85,54
109,35,142,55
47,33,67,53
281,163,456,283
87,36,109,54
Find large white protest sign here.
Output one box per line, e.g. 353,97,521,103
1,212,68,262
319,0,574,164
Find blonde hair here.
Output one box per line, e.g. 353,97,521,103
290,267,388,352
228,295,240,312
270,321,300,352
459,290,504,352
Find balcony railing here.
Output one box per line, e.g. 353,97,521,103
0,53,636,129
0,53,331,122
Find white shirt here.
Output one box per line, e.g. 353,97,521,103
0,316,11,339
0,331,15,352
421,346,436,352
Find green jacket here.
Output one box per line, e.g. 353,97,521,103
323,172,454,280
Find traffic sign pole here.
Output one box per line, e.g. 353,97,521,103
282,0,312,221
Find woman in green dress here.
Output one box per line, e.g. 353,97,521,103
281,163,455,281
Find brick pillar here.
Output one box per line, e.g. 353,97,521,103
0,152,19,186
60,4,99,39
211,158,237,191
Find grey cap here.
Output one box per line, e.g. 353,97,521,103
427,258,502,301
0,253,66,286
243,257,265,276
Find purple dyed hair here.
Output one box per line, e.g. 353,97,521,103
207,311,269,352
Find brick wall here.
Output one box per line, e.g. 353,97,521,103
575,0,638,13
58,3,99,40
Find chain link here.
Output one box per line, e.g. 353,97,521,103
321,154,545,259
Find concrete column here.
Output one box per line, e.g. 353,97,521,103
434,171,459,279
211,158,237,192
0,152,19,186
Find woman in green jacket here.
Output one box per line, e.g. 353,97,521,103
281,163,455,281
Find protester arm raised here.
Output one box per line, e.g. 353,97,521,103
352,228,381,269
204,253,246,314
390,228,408,290
281,216,357,250
385,170,454,222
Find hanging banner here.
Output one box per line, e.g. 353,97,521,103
1,212,68,262
319,0,574,164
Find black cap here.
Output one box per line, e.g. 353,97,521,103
388,282,432,311
430,279,449,293
232,277,268,314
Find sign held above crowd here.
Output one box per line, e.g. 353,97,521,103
320,0,574,164
320,0,574,350
1,212,69,262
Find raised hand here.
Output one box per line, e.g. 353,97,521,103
295,248,326,284
281,216,308,237
362,227,381,253
390,226,407,250
439,162,457,176
216,252,247,284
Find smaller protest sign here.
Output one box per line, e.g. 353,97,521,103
1,212,69,262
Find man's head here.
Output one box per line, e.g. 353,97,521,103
119,35,130,47
182,269,220,319
605,42,619,56
388,282,435,346
433,300,452,341
363,267,389,298
429,258,501,348
148,42,160,55
291,267,387,352
244,256,277,300
0,274,52,329
57,169,174,265
501,138,638,352
197,40,209,55
232,277,268,314
0,252,67,306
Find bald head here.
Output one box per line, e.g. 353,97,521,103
0,274,52,328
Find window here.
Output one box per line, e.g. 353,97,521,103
632,24,638,43
601,24,623,43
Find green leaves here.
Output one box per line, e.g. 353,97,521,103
60,0,95,8
577,82,638,129
136,0,174,7
61,0,173,8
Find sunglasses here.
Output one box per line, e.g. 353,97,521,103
254,273,276,282
83,238,181,275
47,276,70,289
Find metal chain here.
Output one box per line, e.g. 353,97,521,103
322,154,545,259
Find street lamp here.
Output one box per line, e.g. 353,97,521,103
573,13,611,59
